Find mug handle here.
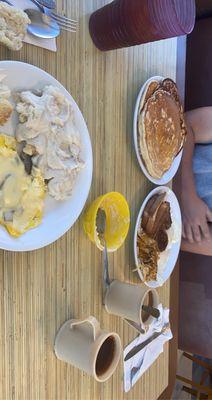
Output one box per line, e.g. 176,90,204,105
70,316,101,340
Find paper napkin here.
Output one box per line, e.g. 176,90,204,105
12,0,57,51
123,304,173,392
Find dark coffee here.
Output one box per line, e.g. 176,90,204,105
141,291,153,322
95,336,116,377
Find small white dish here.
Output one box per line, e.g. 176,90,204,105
0,61,93,252
133,75,183,185
134,186,182,288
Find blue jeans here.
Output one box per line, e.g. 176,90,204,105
193,143,212,210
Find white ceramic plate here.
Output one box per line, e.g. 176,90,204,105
133,76,183,185
0,61,93,251
134,186,182,288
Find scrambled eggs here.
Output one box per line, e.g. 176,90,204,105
0,134,45,237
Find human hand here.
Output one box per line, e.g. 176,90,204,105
182,192,212,243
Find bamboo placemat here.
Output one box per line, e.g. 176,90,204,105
0,1,177,399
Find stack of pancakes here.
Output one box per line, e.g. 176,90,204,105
138,78,186,179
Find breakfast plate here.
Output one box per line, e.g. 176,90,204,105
0,60,93,251
133,75,184,185
134,186,182,288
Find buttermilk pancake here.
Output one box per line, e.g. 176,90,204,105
138,79,160,112
138,78,186,179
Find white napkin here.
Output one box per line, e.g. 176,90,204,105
124,304,173,392
12,0,57,51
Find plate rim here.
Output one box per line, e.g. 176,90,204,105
133,186,182,288
133,75,183,185
0,60,93,252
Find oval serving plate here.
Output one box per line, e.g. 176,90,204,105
0,61,93,251
133,75,183,185
134,186,182,288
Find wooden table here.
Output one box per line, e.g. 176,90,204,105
0,1,179,399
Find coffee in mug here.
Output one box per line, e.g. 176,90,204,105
104,280,159,331
54,316,121,382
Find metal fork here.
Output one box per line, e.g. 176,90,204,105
0,0,12,4
49,10,77,31
31,0,78,32
1,0,77,33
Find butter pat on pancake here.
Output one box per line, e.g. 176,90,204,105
0,134,45,237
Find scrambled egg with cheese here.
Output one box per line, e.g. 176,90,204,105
0,134,45,237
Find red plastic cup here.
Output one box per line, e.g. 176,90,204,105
89,0,196,51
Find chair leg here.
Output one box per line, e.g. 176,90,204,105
182,385,208,399
199,394,209,400
182,385,197,396
200,370,210,386
183,352,212,372
176,375,212,395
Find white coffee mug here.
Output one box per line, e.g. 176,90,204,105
54,316,122,382
104,280,159,332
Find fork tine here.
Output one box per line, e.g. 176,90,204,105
50,14,77,27
50,15,77,29
57,25,77,32
50,11,77,25
49,19,77,32
50,18,77,29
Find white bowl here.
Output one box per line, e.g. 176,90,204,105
134,186,182,288
0,61,93,251
133,75,183,185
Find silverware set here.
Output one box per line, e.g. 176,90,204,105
124,323,170,362
31,0,78,32
1,0,78,38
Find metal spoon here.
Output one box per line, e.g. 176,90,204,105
96,208,110,303
0,0,60,39
24,8,60,39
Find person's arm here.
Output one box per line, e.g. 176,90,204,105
181,225,212,256
181,113,212,243
187,107,212,144
181,114,196,198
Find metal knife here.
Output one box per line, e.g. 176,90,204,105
124,324,169,362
